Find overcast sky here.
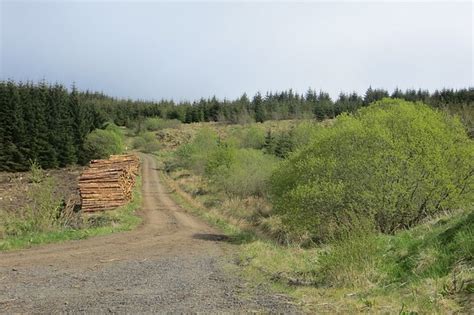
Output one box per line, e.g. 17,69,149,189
1,1,472,101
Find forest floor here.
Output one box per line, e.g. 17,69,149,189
0,154,299,313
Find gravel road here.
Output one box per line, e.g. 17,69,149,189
0,154,299,313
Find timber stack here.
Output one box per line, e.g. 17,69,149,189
79,154,140,212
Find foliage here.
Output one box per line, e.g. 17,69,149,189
79,83,473,129
1,80,471,171
208,148,278,197
175,127,219,175
158,118,473,313
0,175,142,251
1,170,62,237
163,142,473,312
271,99,473,242
239,125,266,149
83,128,124,160
28,159,44,183
0,81,105,171
143,117,181,131
132,132,161,153
238,209,473,313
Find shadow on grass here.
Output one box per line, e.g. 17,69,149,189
193,231,256,245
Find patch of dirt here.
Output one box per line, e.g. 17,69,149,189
0,167,83,214
0,154,300,313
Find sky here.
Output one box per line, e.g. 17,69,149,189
0,1,472,101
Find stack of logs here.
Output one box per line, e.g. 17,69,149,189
79,154,140,212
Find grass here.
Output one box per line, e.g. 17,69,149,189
237,210,473,314
157,167,256,245
0,175,142,251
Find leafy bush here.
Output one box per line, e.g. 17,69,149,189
291,121,322,149
1,169,62,237
205,142,237,177
175,127,219,175
104,122,123,135
144,117,181,131
271,99,473,242
132,132,161,153
132,136,147,150
263,122,321,158
209,148,278,197
83,128,125,160
240,126,266,149
28,159,44,183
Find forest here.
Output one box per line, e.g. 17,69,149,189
0,79,472,171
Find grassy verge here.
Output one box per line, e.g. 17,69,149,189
0,176,142,251
237,210,473,314
158,168,256,245
157,150,473,314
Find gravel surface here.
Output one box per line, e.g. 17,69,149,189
0,154,299,313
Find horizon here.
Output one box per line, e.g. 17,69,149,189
1,1,472,101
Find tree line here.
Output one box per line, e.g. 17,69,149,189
0,79,472,171
81,86,472,126
0,81,104,171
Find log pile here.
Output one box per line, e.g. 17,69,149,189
79,154,140,212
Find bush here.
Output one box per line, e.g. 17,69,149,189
271,99,473,242
240,126,266,149
133,132,161,153
175,127,219,175
210,148,278,197
291,120,322,149
104,122,123,135
144,117,181,131
132,136,147,150
83,128,124,160
28,159,44,183
1,168,62,237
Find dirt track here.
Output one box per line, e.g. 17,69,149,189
0,154,298,313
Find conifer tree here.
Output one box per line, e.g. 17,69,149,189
253,92,265,123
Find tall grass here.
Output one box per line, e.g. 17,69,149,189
0,168,143,250
1,168,62,237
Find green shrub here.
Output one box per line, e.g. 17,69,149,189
205,142,237,177
175,127,219,175
264,123,321,158
28,159,44,183
133,132,161,153
132,136,147,150
83,128,124,160
240,126,266,149
271,99,473,242
291,120,322,149
210,148,278,197
144,117,181,131
1,174,62,237
104,122,123,135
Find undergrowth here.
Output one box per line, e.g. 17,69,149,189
158,148,473,313
0,174,142,251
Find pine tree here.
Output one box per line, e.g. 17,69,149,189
263,129,276,154
253,92,265,123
